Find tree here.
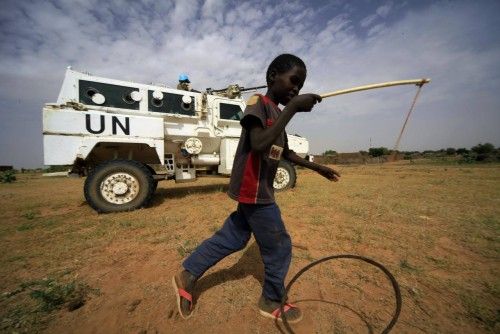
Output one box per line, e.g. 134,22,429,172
456,148,468,155
368,147,389,157
471,143,494,154
469,143,497,162
0,170,16,183
323,150,337,156
446,148,456,155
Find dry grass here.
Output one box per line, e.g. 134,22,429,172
0,162,499,333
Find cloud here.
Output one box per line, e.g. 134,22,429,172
360,1,393,28
0,0,499,167
360,14,377,28
367,23,386,37
376,2,393,17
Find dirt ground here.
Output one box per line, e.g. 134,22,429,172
0,162,499,333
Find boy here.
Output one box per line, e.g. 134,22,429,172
173,54,340,323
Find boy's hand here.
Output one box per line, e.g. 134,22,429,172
317,165,340,181
288,94,322,112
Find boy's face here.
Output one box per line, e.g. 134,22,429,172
269,65,306,105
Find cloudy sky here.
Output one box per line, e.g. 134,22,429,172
1,0,499,168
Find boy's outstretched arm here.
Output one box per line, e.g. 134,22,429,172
284,149,340,182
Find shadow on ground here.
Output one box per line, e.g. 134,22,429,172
150,182,229,207
194,241,264,299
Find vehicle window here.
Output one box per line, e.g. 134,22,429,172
220,103,243,121
148,91,195,116
79,80,140,110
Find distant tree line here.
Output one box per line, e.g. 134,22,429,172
321,142,499,163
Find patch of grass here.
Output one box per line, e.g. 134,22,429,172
149,236,169,244
310,215,327,226
481,216,499,228
0,278,99,333
117,219,146,229
352,228,363,243
399,258,419,272
0,277,99,332
0,305,42,332
332,315,348,334
342,205,369,219
24,278,98,312
460,293,499,329
176,240,198,257
426,256,450,269
23,210,37,220
292,250,314,261
6,255,26,263
97,217,113,224
41,219,59,228
83,226,108,239
159,216,179,226
482,281,500,297
429,179,446,185
17,223,35,231
119,221,132,228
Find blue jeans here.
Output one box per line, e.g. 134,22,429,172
182,202,292,301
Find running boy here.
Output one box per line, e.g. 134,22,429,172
173,54,340,323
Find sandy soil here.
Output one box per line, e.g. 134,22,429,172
0,163,499,333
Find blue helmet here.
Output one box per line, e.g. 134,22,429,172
179,74,190,83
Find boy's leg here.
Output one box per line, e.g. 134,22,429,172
242,203,301,322
174,206,251,318
242,203,291,301
182,205,252,278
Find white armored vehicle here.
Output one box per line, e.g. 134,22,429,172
43,68,311,213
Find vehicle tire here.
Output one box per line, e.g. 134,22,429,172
144,164,159,194
84,159,155,213
273,160,297,191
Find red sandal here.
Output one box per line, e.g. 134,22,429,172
258,296,303,323
172,276,194,319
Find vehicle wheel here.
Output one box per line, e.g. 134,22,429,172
144,164,159,193
84,160,155,213
273,160,297,191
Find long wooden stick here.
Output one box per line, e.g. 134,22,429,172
320,79,430,99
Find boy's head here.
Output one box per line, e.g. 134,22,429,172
266,54,307,105
266,54,306,86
